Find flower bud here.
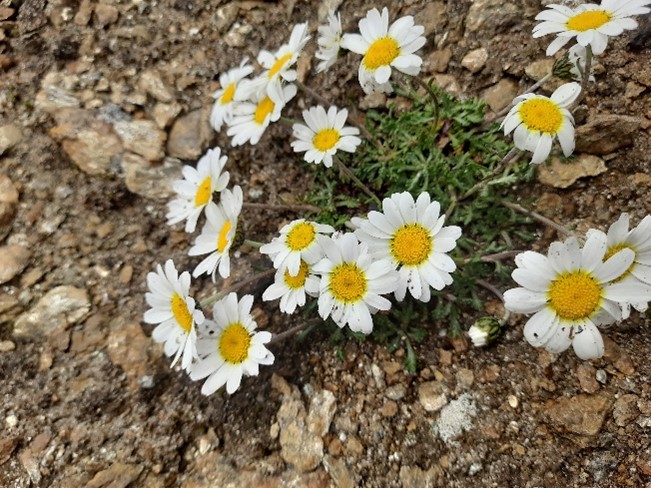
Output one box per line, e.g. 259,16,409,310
467,316,501,347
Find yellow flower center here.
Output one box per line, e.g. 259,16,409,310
269,53,293,78
604,243,636,281
547,271,602,321
220,82,236,105
363,36,400,70
284,260,309,289
566,10,611,32
219,322,251,364
390,223,433,266
519,98,563,134
330,263,367,303
312,128,340,152
171,293,193,333
217,220,232,253
254,96,275,125
286,222,316,251
194,176,212,207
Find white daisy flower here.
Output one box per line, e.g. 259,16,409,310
210,59,254,131
258,22,310,88
188,185,243,280
190,293,274,395
354,192,461,303
262,259,320,314
291,105,362,168
341,7,426,94
316,10,343,73
504,233,651,360
533,0,651,56
227,81,297,146
599,213,651,318
144,259,205,372
502,82,581,165
166,147,230,233
313,232,398,334
260,219,335,276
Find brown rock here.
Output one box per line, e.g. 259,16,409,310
86,462,143,488
152,102,182,129
427,48,452,73
93,3,119,27
323,455,357,488
399,465,445,488
547,394,612,436
576,363,600,394
466,0,519,36
537,154,607,189
0,245,30,284
74,0,93,26
603,337,635,375
414,2,446,37
380,400,398,417
167,108,212,160
0,437,18,464
121,153,182,200
35,73,80,113
613,394,640,427
482,78,519,112
0,173,18,233
418,381,448,412
113,120,166,162
575,114,642,155
461,48,488,73
138,70,174,103
107,320,158,391
0,124,22,156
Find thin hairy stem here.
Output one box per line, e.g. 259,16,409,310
405,74,440,132
243,239,263,249
573,45,592,109
268,319,320,346
461,147,520,200
243,202,321,214
502,201,572,236
200,269,275,309
335,157,382,207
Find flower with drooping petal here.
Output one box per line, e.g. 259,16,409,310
533,0,651,56
354,192,461,303
316,10,343,73
227,81,297,146
502,82,581,164
313,232,399,334
190,293,273,395
210,59,254,131
188,185,243,280
262,259,320,314
504,233,651,360
597,213,651,318
342,7,426,94
166,147,230,233
258,22,310,89
144,259,204,372
291,105,362,168
260,219,335,276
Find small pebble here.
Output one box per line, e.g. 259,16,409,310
5,415,17,427
596,369,607,384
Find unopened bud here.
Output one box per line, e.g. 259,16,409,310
467,317,501,347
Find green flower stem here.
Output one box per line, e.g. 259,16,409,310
267,319,320,346
335,156,382,208
573,45,593,109
242,202,321,214
280,116,299,126
404,74,440,133
460,147,520,200
243,239,264,249
199,268,275,309
501,201,572,237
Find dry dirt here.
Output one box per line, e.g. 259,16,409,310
1,0,651,487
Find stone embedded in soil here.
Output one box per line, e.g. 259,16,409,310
482,78,519,112
466,0,519,36
399,465,445,488
613,394,640,427
273,375,327,473
86,462,143,488
537,154,607,189
35,73,80,113
113,120,166,162
419,381,448,412
436,393,477,444
93,3,119,27
122,153,182,200
0,245,31,284
461,48,489,73
322,455,357,488
414,2,446,38
576,363,600,394
138,69,174,103
13,286,90,337
152,102,182,129
0,124,22,155
546,394,612,436
50,108,123,175
0,437,18,464
575,114,642,155
167,108,212,160
0,173,18,233
427,48,452,73
307,389,337,437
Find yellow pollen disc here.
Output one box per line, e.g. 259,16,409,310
363,36,400,70
330,263,367,303
218,322,251,364
194,176,212,207
566,10,611,32
171,293,193,333
284,260,309,289
220,82,236,105
604,243,636,281
269,53,293,78
547,271,602,321
286,222,316,251
390,223,433,266
313,128,340,152
217,220,232,253
519,98,563,134
254,96,275,125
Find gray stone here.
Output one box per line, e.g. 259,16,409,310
35,72,80,113
575,114,642,155
0,124,22,156
436,393,477,444
13,286,90,337
167,109,212,160
121,153,181,200
307,389,337,437
0,245,30,284
537,154,607,188
113,120,166,162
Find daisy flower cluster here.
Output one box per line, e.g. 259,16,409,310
500,0,651,165
504,214,651,360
